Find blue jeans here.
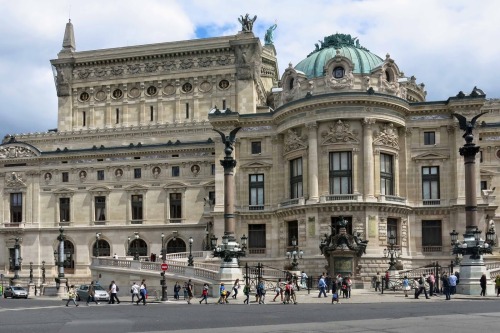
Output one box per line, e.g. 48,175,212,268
444,286,451,300
318,286,327,297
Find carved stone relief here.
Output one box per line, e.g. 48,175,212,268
5,172,26,187
283,129,308,154
0,145,37,159
321,120,359,144
373,123,399,149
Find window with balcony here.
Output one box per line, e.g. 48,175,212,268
95,196,106,221
424,131,435,145
380,153,394,195
59,198,70,222
10,193,22,222
170,193,182,222
248,224,266,254
249,174,264,210
422,220,442,252
290,158,303,199
329,151,352,194
422,166,440,205
131,195,143,221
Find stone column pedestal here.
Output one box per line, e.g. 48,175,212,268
28,283,36,297
56,278,68,298
456,257,495,295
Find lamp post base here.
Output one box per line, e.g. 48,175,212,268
218,258,243,292
455,256,495,295
56,277,68,299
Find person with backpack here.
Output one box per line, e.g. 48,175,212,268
136,281,147,305
65,285,79,307
257,280,266,304
130,281,140,303
243,283,250,304
108,281,120,304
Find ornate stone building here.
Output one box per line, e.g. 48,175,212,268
1,20,499,283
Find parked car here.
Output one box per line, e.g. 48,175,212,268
76,284,109,302
3,286,28,299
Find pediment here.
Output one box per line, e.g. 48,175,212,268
412,152,449,161
88,186,111,194
239,161,273,169
0,140,40,159
163,182,188,189
124,184,149,193
53,187,75,196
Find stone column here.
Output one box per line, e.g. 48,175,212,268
307,122,319,202
461,144,480,231
352,148,360,194
362,118,376,200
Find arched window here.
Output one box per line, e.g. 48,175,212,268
333,66,345,79
288,78,294,90
63,240,75,271
128,239,148,257
167,238,186,254
93,239,111,257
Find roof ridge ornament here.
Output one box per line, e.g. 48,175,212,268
309,33,369,56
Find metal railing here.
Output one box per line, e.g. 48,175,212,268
422,246,442,253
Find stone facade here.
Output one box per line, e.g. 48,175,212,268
1,22,499,285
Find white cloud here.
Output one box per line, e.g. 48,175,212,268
1,0,499,135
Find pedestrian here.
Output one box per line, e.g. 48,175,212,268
131,281,140,303
218,282,227,304
331,280,340,304
402,276,410,297
290,281,298,304
243,283,250,304
183,282,188,300
86,281,99,305
413,277,419,298
199,283,209,304
66,285,79,307
345,276,352,298
300,271,308,289
232,278,240,299
186,279,194,304
385,271,390,289
108,280,120,304
325,274,332,293
283,280,292,304
272,279,282,302
480,274,487,296
174,281,181,300
375,272,382,292
341,278,348,298
318,275,327,298
136,282,147,305
113,253,118,259
495,275,500,296
448,272,458,295
415,274,430,299
428,272,435,297
442,273,451,300
257,280,266,304
336,274,343,292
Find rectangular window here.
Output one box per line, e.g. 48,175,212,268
134,168,142,179
422,166,440,201
185,103,189,119
480,150,483,163
116,108,120,124
172,166,180,177
208,191,216,205
211,164,216,176
480,181,488,191
251,141,262,154
329,151,352,194
95,196,106,221
150,106,154,122
59,198,70,222
222,99,226,110
170,193,182,220
131,195,143,220
82,111,86,127
380,153,394,196
424,131,435,145
422,220,442,246
62,172,69,183
387,218,398,245
290,158,303,199
10,193,22,222
97,170,105,181
249,174,264,210
287,220,298,247
248,224,266,250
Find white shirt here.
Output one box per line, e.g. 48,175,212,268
110,283,117,293
132,284,139,294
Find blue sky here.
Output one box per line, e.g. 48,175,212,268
1,0,499,135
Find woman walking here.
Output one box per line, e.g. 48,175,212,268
402,276,410,298
65,285,79,307
232,279,240,299
199,283,209,304
480,274,487,296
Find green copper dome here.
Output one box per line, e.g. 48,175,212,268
295,33,383,78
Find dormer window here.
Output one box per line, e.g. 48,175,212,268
289,78,295,90
385,70,392,82
333,66,345,79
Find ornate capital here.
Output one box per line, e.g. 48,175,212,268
362,118,375,127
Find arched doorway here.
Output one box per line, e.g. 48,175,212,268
63,240,75,274
128,239,148,257
93,239,110,257
167,238,186,254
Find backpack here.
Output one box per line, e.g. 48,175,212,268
116,286,120,292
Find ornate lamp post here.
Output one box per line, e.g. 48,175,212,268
41,261,46,284
128,232,140,260
29,262,33,284
12,237,22,280
188,237,194,267
53,227,65,278
286,236,304,269
95,232,101,257
383,232,400,271
211,126,248,265
160,232,168,301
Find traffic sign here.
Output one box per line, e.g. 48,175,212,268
161,263,169,271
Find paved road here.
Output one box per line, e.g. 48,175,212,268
1,290,499,333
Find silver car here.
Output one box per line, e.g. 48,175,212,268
76,284,109,302
3,286,28,299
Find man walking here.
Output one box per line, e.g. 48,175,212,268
448,273,457,295
186,279,194,304
131,281,140,303
375,272,381,292
86,281,99,305
415,274,430,299
318,275,327,298
428,273,435,296
108,280,120,304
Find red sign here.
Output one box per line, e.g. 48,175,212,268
161,263,169,271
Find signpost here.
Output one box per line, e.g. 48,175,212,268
161,263,169,271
